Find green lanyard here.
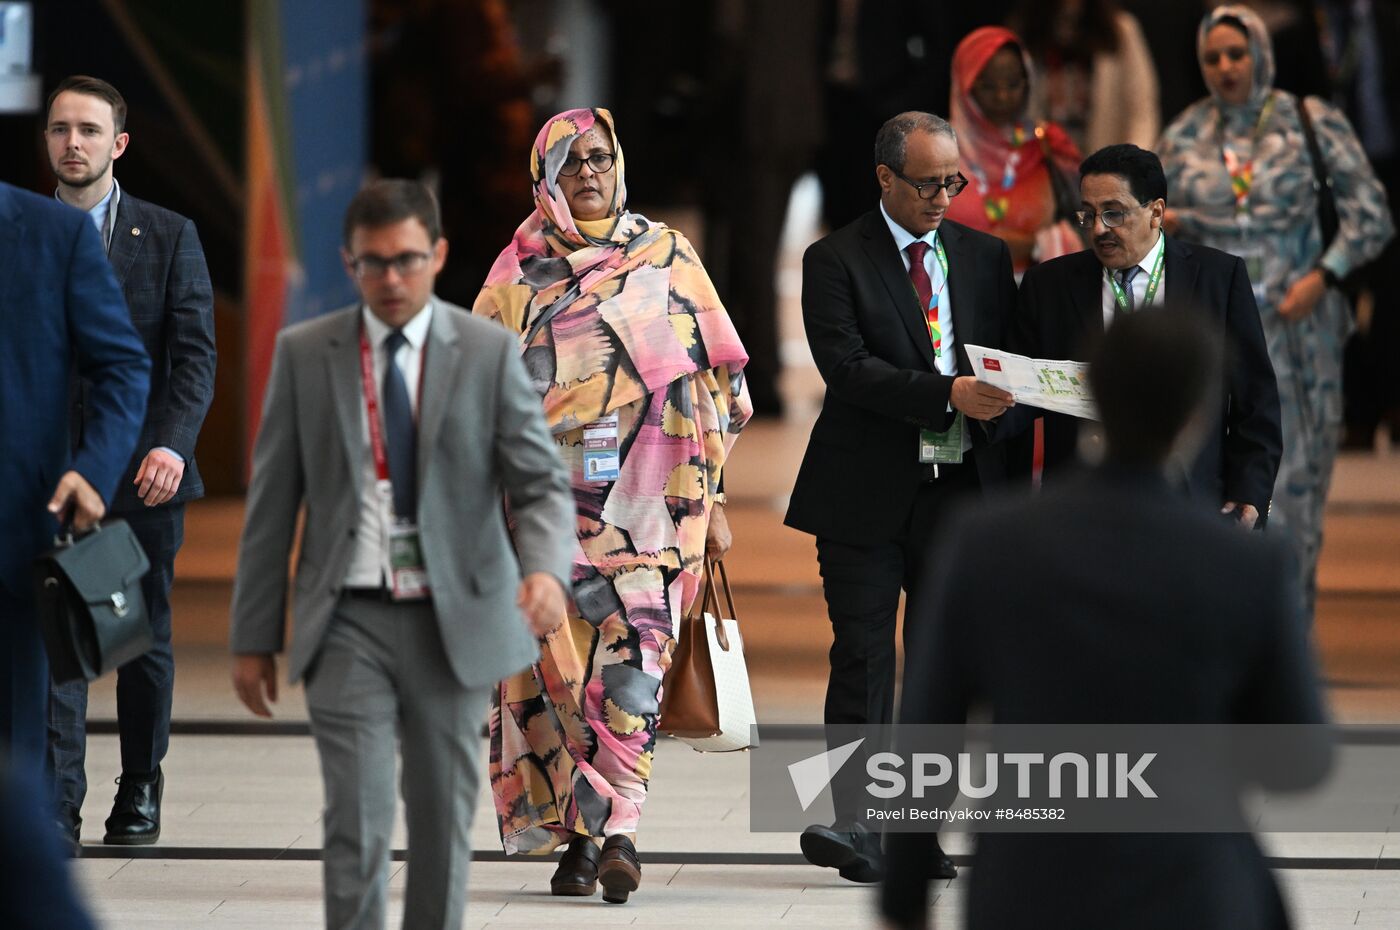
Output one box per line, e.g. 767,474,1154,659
931,233,948,279
1107,240,1165,312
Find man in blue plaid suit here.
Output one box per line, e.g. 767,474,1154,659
45,75,217,851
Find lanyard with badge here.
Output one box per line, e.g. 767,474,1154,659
1220,91,1277,300
916,236,966,465
970,124,1027,225
1107,241,1166,313
357,327,430,600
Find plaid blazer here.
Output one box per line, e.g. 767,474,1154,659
75,190,216,512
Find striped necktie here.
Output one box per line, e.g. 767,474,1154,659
1115,265,1142,313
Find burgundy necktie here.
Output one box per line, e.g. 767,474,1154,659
906,240,932,313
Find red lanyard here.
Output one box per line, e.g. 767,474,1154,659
357,324,425,484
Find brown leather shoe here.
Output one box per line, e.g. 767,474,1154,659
597,834,641,904
550,835,600,896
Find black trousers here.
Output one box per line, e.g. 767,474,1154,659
815,463,980,822
48,503,183,818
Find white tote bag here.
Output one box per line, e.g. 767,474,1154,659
659,559,760,752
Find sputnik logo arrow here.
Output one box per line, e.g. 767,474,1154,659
787,738,866,811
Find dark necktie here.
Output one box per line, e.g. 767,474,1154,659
1115,265,1142,313
906,240,933,313
381,330,416,519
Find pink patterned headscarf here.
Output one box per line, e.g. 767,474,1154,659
473,108,750,432
528,107,630,249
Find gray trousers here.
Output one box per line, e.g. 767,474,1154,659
305,596,490,930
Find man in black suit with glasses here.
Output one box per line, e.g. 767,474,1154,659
786,111,1019,884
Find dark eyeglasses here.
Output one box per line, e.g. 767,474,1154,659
1072,202,1151,229
894,170,968,201
1202,47,1249,67
559,152,616,177
349,251,432,279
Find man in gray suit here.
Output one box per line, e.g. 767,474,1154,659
229,179,572,930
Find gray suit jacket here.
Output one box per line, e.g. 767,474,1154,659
228,299,573,688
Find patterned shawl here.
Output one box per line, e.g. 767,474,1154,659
473,107,748,432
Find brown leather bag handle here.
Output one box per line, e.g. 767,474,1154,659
699,557,737,652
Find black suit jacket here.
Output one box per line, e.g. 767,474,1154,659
785,212,1017,545
75,190,216,513
882,468,1331,930
1014,236,1282,514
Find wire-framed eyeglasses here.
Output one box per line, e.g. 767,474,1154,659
1073,202,1151,229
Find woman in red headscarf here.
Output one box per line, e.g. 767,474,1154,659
946,26,1084,277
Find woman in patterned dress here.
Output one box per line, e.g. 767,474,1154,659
1158,5,1394,619
473,108,751,904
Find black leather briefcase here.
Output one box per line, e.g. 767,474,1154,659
34,520,152,684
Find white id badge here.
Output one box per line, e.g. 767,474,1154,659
1236,221,1268,303
581,412,620,482
376,480,430,600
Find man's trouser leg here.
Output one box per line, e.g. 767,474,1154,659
306,597,402,930
115,505,181,777
816,535,903,826
397,605,489,930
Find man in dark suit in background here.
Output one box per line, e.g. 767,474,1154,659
44,76,217,850
785,111,1017,884
882,311,1331,930
0,179,149,780
1014,144,1281,525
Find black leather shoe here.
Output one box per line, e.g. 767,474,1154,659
55,809,81,857
800,823,885,883
597,834,641,904
103,768,163,845
551,835,600,896
929,844,958,880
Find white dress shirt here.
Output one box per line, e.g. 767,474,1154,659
57,177,118,251
880,201,959,380
344,302,433,588
1101,230,1167,329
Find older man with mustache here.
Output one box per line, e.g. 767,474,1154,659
1012,143,1281,525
